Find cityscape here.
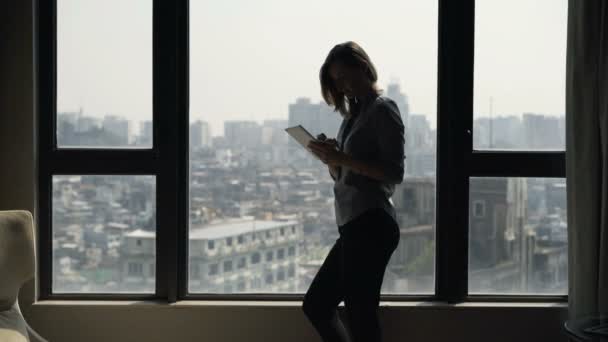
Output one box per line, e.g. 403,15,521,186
52,82,568,295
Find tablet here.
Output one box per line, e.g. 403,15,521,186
284,125,321,160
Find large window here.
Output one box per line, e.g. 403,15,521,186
52,175,156,293
38,0,567,302
467,0,568,296
473,0,567,150
56,0,152,149
187,0,437,295
468,177,567,294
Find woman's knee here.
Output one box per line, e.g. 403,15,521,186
302,290,316,315
344,291,380,316
344,301,380,332
302,293,320,319
302,294,335,322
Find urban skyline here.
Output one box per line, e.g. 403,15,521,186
52,85,567,295
57,99,566,152
57,0,567,135
50,0,569,298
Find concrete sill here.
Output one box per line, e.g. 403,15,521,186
31,300,568,309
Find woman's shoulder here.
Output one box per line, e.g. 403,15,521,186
372,96,403,126
375,95,400,113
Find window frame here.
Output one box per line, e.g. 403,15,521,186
36,0,566,303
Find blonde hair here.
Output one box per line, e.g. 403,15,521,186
319,41,382,117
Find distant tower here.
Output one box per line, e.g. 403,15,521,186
190,121,203,149
489,96,494,148
385,80,410,129
288,97,340,141
77,106,83,132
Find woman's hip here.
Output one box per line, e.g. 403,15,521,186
338,207,400,246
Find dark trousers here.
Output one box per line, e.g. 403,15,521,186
302,207,400,342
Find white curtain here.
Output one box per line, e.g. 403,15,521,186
566,0,608,320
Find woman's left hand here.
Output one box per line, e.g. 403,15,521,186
307,140,349,166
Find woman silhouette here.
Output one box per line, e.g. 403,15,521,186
303,41,406,342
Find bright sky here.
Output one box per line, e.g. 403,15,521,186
57,0,567,137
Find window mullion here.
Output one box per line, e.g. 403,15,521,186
470,151,566,177
436,0,474,303
154,0,183,302
176,0,190,302
36,0,56,300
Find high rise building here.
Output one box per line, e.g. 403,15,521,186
120,218,302,293
408,114,432,150
385,82,410,129
78,116,101,132
190,120,212,149
139,120,153,146
474,115,523,149
288,97,341,143
224,120,262,148
102,115,130,145
523,113,563,149
557,115,566,148
261,119,288,145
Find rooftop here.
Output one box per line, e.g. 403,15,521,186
124,218,299,240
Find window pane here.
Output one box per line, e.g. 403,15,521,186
473,0,567,150
188,0,437,294
468,177,568,294
52,175,156,293
56,0,152,148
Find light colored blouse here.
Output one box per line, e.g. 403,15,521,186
333,95,406,227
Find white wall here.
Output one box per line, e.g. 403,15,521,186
0,1,568,341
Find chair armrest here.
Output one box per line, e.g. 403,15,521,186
26,322,48,342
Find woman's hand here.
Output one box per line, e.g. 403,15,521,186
309,138,387,182
321,138,338,150
307,138,349,166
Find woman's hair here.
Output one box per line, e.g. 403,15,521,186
320,41,382,117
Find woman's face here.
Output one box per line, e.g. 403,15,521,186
328,60,369,99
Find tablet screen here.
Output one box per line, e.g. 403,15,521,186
284,125,320,159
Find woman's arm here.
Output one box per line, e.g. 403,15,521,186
311,138,340,181
338,102,405,183
308,141,395,182
341,155,390,182
308,127,404,184
328,164,339,180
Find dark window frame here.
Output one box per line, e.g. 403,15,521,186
36,0,566,303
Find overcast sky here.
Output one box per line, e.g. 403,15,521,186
57,0,567,137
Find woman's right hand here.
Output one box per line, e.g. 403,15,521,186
313,138,339,164
324,138,338,150
322,138,340,178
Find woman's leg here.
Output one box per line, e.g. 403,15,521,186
302,237,351,342
342,209,400,342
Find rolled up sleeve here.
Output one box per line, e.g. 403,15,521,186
375,100,406,184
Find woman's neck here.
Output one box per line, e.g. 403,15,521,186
351,91,377,116
354,87,378,104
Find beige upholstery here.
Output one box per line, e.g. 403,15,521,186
0,211,48,342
